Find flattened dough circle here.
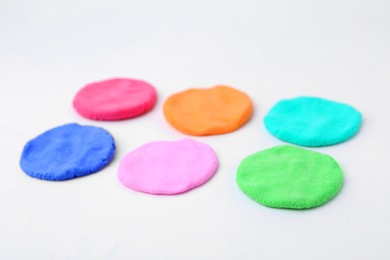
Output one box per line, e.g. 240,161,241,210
163,86,253,136
264,96,362,146
73,78,157,121
236,145,343,209
20,123,115,181
118,139,218,195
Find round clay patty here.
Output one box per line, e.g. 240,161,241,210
118,139,218,195
163,85,253,136
264,96,362,147
73,78,157,121
20,123,115,181
236,145,343,209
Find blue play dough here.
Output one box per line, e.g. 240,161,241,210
264,97,362,147
20,123,116,181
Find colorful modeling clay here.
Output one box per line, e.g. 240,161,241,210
118,139,218,195
236,145,343,209
20,123,115,181
73,78,157,121
264,96,362,146
163,86,253,136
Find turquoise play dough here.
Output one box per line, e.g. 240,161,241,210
264,96,362,147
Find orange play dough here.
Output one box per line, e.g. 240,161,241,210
163,86,253,136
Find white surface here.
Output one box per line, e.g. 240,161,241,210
1,0,389,259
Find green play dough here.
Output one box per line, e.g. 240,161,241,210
236,145,343,209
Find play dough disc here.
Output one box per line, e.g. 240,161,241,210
20,123,115,181
118,139,218,195
163,85,253,136
236,145,343,209
264,96,362,147
73,78,157,121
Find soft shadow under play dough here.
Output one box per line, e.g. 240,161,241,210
236,145,343,209
20,123,116,181
73,78,157,121
163,85,253,136
118,139,218,195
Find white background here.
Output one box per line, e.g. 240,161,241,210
1,0,389,259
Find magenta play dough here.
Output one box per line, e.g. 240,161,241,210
118,139,218,195
73,78,157,121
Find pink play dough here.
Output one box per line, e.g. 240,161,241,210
118,139,218,195
73,78,157,121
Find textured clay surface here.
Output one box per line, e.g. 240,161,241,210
20,123,115,181
163,85,253,136
118,139,218,195
264,96,362,147
236,145,343,209
73,78,157,121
